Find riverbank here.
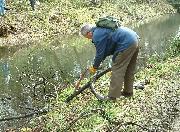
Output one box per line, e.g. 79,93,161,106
19,34,179,131
0,0,175,46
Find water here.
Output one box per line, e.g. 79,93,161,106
0,13,179,130
134,13,180,57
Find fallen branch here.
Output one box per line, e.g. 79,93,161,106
65,67,146,103
0,109,48,122
65,68,111,103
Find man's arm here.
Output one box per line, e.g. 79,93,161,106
93,35,108,69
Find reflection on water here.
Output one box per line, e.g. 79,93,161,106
0,13,179,130
2,60,10,85
134,13,180,57
0,39,96,130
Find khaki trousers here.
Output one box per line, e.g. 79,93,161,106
108,43,139,98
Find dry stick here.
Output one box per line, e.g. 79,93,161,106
65,112,93,131
122,122,150,131
65,67,111,103
111,125,121,132
65,110,99,131
0,109,48,122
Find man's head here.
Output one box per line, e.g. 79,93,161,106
80,24,93,39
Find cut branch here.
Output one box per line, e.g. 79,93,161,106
65,68,111,103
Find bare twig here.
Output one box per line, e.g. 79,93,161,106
65,112,93,131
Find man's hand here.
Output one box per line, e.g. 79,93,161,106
89,66,97,74
107,71,112,77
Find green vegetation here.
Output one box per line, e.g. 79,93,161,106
166,35,180,57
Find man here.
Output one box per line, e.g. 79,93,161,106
0,0,5,16
29,0,36,10
80,23,139,100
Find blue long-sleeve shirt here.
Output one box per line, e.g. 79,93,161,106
91,26,139,68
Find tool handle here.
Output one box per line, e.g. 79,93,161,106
75,68,88,89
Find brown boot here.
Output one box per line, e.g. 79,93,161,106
105,96,117,101
121,92,133,97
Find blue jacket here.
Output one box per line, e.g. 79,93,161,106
91,26,139,68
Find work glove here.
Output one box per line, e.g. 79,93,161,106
88,66,97,74
107,71,112,77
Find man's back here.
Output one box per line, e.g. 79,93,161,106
91,26,139,67
92,26,139,53
112,27,139,52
